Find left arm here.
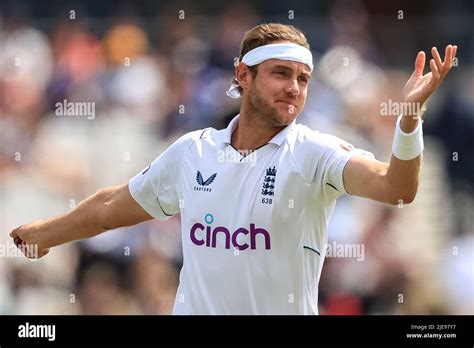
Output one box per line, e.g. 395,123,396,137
343,45,457,205
343,154,420,205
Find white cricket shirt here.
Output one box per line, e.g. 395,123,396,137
129,114,374,314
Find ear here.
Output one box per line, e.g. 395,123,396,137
235,63,253,92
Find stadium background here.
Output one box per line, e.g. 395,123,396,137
0,0,472,315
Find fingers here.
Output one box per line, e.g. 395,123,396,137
442,44,459,71
428,44,458,86
23,242,42,259
442,45,452,73
14,236,23,247
451,45,458,70
413,51,425,77
10,226,25,249
17,241,31,258
431,47,444,74
429,58,441,81
10,224,48,259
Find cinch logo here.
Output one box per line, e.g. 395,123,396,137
190,214,271,250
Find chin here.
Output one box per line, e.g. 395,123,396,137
280,108,299,122
274,112,297,127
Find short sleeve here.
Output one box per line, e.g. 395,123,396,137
128,132,195,220
294,127,375,199
319,135,375,197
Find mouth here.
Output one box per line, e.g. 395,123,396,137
275,100,298,113
276,100,297,107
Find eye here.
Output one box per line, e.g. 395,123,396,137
298,76,308,84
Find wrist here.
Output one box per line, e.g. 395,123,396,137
399,116,421,133
400,100,427,131
31,220,51,248
392,114,424,160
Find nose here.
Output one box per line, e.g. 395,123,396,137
285,78,300,97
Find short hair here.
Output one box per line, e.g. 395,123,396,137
232,23,310,94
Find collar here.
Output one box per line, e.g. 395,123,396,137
214,114,296,147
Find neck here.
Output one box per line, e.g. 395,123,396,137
231,104,286,152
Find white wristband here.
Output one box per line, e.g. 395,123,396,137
392,115,424,160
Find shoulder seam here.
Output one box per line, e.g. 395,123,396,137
200,127,212,140
184,128,209,151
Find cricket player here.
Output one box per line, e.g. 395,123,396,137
10,23,457,314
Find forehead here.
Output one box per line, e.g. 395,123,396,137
261,59,312,75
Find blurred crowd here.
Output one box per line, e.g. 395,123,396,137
0,0,473,315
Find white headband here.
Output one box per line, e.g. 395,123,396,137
226,43,313,99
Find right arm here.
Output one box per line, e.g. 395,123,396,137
12,130,196,259
9,184,153,258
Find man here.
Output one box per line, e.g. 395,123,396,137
10,23,457,314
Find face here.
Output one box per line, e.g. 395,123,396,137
242,58,311,127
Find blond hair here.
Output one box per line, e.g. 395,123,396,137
232,23,310,94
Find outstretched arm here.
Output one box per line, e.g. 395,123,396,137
9,184,153,258
343,45,457,205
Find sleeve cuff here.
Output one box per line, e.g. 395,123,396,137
128,180,172,221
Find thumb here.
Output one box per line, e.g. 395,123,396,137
10,228,19,239
413,51,425,77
